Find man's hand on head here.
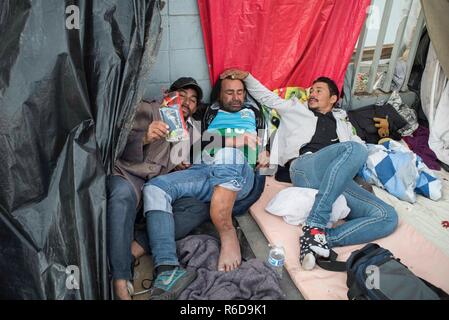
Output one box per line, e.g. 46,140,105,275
143,121,169,145
220,69,249,80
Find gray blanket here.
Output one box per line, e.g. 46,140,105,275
177,235,285,300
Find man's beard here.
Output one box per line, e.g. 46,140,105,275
307,98,320,110
221,101,243,113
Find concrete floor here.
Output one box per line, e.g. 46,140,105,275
131,255,153,300
129,213,303,300
235,213,304,300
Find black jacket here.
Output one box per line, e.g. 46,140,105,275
347,104,408,144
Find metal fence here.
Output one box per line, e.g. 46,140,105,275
351,0,426,95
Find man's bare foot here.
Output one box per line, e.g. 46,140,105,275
217,228,241,272
131,240,146,259
210,185,240,272
113,280,132,300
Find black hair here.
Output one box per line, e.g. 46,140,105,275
313,77,340,99
181,85,201,100
209,76,247,103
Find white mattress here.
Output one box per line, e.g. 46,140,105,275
373,168,449,258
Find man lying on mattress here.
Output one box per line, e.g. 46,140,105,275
220,69,398,271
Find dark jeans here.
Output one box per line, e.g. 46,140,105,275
134,197,210,254
233,171,266,216
107,176,138,281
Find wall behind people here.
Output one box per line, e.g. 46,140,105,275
144,0,212,102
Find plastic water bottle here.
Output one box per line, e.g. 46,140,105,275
267,244,285,279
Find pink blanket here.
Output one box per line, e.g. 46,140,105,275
250,177,449,300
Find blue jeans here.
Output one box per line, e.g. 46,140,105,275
134,172,266,253
107,177,209,280
290,142,398,247
142,148,255,268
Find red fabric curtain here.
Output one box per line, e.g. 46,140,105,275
198,0,371,91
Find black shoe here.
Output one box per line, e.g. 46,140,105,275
150,267,196,300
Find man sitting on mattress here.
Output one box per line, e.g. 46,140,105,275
221,69,398,271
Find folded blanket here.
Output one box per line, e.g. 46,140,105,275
265,187,350,227
360,140,442,203
177,235,285,300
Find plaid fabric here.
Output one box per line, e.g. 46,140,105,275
360,140,442,203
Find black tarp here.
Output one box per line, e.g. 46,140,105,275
0,0,162,299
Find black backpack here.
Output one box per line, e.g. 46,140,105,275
317,243,449,300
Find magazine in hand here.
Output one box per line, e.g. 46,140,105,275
159,92,189,142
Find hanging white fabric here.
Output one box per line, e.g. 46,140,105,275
420,44,449,165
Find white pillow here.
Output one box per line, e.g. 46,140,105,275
265,187,350,228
